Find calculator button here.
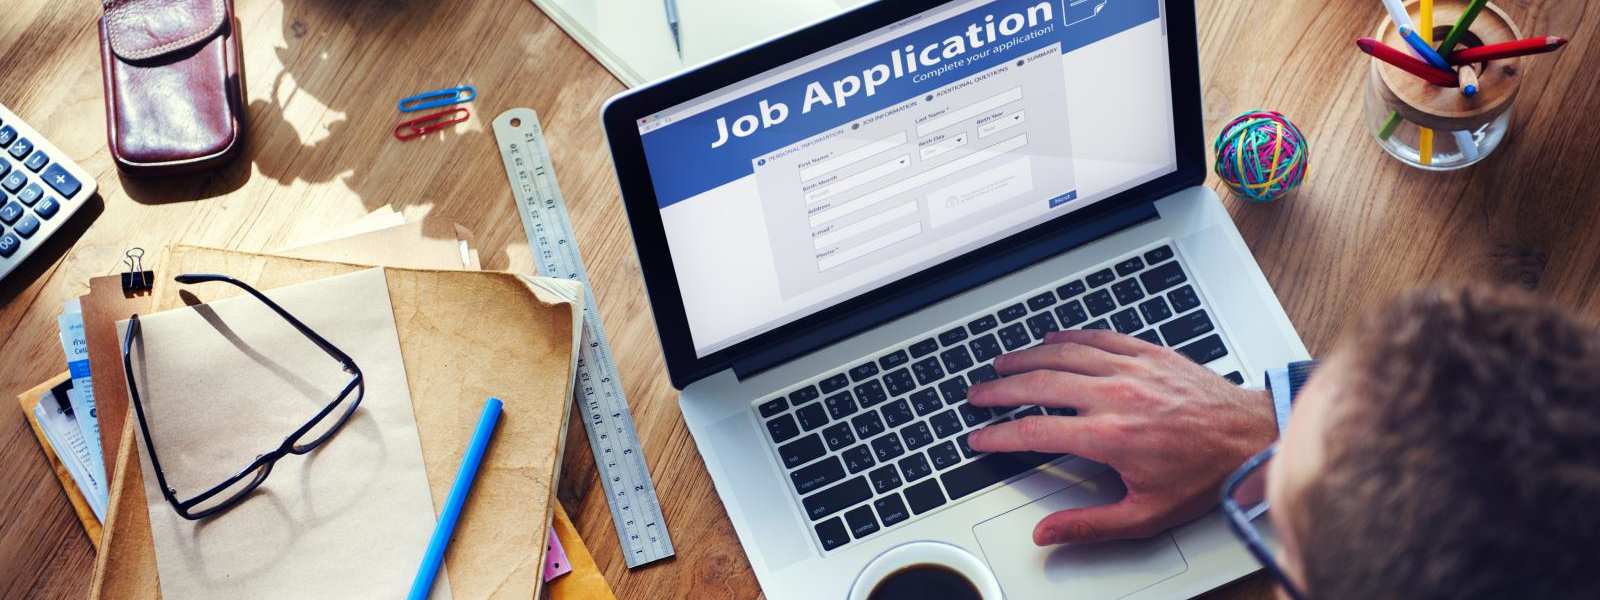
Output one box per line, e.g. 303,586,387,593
23,150,47,172
0,201,22,224
42,164,81,198
9,137,33,160
2,170,25,192
0,126,16,147
13,214,39,238
17,183,41,206
33,196,58,219
0,158,10,179
0,232,18,257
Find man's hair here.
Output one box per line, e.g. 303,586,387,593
1296,286,1600,599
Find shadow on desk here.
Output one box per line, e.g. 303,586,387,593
0,193,102,306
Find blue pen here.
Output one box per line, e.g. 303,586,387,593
1399,27,1453,71
406,397,503,600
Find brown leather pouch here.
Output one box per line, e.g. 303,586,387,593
99,0,245,177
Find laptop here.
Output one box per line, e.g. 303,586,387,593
600,1,1308,597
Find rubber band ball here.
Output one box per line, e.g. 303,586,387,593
1214,110,1309,203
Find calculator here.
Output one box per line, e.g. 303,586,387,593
0,102,96,283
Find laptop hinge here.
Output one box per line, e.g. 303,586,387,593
729,199,1161,382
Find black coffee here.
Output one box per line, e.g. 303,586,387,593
867,563,983,600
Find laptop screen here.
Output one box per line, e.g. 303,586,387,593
637,0,1177,358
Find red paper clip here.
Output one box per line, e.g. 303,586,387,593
394,107,469,141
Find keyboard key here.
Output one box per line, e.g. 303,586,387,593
1018,406,1046,418
32,196,57,219
766,414,800,443
998,303,1028,322
843,444,876,473
815,517,850,551
911,357,945,386
1045,407,1078,417
1224,371,1245,385
757,397,788,418
790,385,820,405
930,410,963,438
909,389,942,416
1026,291,1056,311
1084,290,1116,316
1144,245,1175,264
1178,334,1228,365
1115,256,1144,276
803,476,872,521
855,380,889,408
928,441,962,470
937,377,970,405
909,338,939,358
875,494,910,527
969,334,1001,362
1086,268,1115,287
779,434,826,468
41,164,79,198
820,373,850,393
938,326,968,346
1169,285,1201,313
881,399,914,428
871,432,906,462
1110,308,1143,334
941,451,1059,500
2,170,25,192
0,233,18,258
845,504,880,539
1135,329,1162,346
0,126,15,146
1141,261,1189,294
23,150,47,172
904,479,946,514
966,364,998,384
901,422,935,451
884,368,915,396
797,402,829,431
869,465,902,494
1112,279,1145,305
792,456,846,494
967,315,998,334
958,403,991,427
998,323,1030,351
8,137,32,160
899,453,933,482
1139,296,1173,324
1084,319,1111,330
12,215,36,238
879,350,910,370
0,201,21,224
822,422,856,451
1054,300,1088,328
16,183,40,206
956,433,979,458
1160,310,1215,346
1055,279,1086,299
1025,312,1060,340
939,346,974,373
849,361,879,382
851,411,886,439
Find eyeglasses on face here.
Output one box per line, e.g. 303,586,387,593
1221,443,1309,600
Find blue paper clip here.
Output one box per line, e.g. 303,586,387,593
398,85,477,113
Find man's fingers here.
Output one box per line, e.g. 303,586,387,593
1033,499,1162,546
1043,329,1157,357
993,341,1129,376
966,415,1109,462
967,371,1114,412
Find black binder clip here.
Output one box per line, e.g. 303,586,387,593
121,248,153,294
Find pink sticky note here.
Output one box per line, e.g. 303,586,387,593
543,527,573,582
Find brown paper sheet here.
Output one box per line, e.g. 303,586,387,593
90,246,583,599
81,276,152,479
16,372,103,549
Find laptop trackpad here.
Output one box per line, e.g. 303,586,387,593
973,473,1188,599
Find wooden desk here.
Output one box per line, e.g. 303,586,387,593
2,0,1596,598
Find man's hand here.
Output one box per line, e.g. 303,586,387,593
966,329,1277,546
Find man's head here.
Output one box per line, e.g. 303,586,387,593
1267,286,1600,599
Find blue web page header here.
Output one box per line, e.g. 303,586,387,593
641,0,1161,209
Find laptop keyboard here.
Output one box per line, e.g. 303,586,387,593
754,242,1244,553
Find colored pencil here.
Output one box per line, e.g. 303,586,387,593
1437,0,1490,55
1400,27,1452,70
1419,129,1434,166
1447,36,1568,64
407,397,504,600
1453,130,1480,161
1459,65,1480,97
1380,0,1415,30
1357,38,1461,87
1420,2,1434,165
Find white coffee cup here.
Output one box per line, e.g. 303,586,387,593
846,541,1005,600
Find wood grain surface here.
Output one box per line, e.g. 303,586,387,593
2,1,1597,598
